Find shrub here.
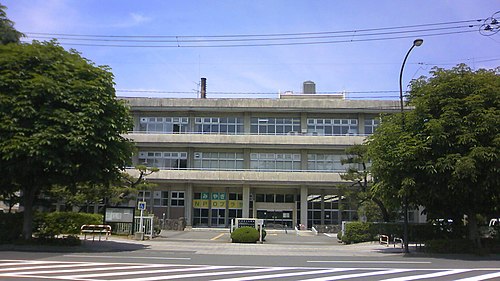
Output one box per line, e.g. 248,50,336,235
424,239,475,254
34,212,103,238
0,212,23,243
231,227,260,243
342,222,374,244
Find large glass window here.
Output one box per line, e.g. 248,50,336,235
250,153,301,171
193,152,244,170
194,117,243,135
307,118,358,135
364,118,380,135
139,117,189,133
307,154,348,172
138,151,187,169
250,117,300,135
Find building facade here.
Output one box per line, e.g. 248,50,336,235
124,94,416,229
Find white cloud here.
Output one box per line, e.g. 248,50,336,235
130,13,151,25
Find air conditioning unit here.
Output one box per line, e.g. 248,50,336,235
287,131,299,135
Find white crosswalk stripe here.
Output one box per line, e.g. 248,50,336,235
0,260,499,281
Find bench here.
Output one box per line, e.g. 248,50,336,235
80,224,112,241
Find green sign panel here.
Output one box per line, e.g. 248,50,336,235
201,192,209,200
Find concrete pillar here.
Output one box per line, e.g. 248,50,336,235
242,185,250,218
185,183,193,227
300,185,308,228
300,149,308,171
300,112,308,134
358,114,365,135
244,112,251,134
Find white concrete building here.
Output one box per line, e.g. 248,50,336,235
123,92,408,229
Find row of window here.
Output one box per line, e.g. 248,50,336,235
138,151,357,172
139,190,185,207
138,116,379,135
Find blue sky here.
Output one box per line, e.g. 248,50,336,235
3,0,499,99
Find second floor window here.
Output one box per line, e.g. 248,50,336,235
307,118,358,135
364,118,380,135
139,117,189,133
250,153,301,171
193,152,244,170
138,151,188,169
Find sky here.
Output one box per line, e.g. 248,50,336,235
2,0,500,99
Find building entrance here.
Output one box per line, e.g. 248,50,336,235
257,209,293,228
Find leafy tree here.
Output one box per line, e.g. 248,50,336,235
0,3,24,44
341,144,393,222
368,64,500,249
0,40,134,239
407,64,499,247
46,165,159,211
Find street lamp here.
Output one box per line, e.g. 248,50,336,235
399,38,423,254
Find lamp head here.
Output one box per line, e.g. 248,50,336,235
413,39,424,47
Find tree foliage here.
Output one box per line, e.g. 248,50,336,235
341,144,393,222
0,4,24,44
367,64,500,246
0,40,134,239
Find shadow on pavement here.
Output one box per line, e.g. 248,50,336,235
0,239,150,253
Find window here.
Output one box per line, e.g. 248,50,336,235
171,191,185,206
307,154,351,172
250,153,301,171
139,117,189,133
194,117,243,134
153,191,168,207
250,117,300,135
364,118,380,135
193,152,244,170
307,118,358,135
138,151,187,169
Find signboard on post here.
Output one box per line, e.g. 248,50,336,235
138,201,146,211
104,207,135,223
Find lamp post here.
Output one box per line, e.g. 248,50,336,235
399,38,423,253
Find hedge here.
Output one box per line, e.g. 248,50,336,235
341,221,467,244
0,212,23,243
34,212,103,238
231,227,260,243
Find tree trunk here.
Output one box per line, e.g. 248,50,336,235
467,214,481,250
372,197,391,222
21,187,37,240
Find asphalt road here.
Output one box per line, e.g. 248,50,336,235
1,230,499,280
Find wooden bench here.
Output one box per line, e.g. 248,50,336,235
80,224,112,241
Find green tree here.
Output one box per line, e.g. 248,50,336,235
0,3,24,44
0,40,134,239
368,64,500,249
408,64,499,247
340,144,392,222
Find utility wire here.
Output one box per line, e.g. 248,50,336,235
27,24,478,43
24,30,476,48
25,19,481,38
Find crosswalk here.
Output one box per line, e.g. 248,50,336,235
0,260,499,281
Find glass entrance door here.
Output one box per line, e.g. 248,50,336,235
257,210,293,228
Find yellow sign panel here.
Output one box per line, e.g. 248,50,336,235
193,199,242,209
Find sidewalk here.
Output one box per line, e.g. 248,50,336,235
0,229,409,257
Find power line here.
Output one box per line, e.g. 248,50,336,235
24,30,476,48
25,19,481,39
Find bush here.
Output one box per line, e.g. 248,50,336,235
424,239,475,254
231,227,260,243
0,212,23,243
34,212,103,238
342,222,374,244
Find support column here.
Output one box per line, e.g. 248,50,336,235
358,114,365,135
185,183,193,228
242,185,250,218
300,185,308,228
